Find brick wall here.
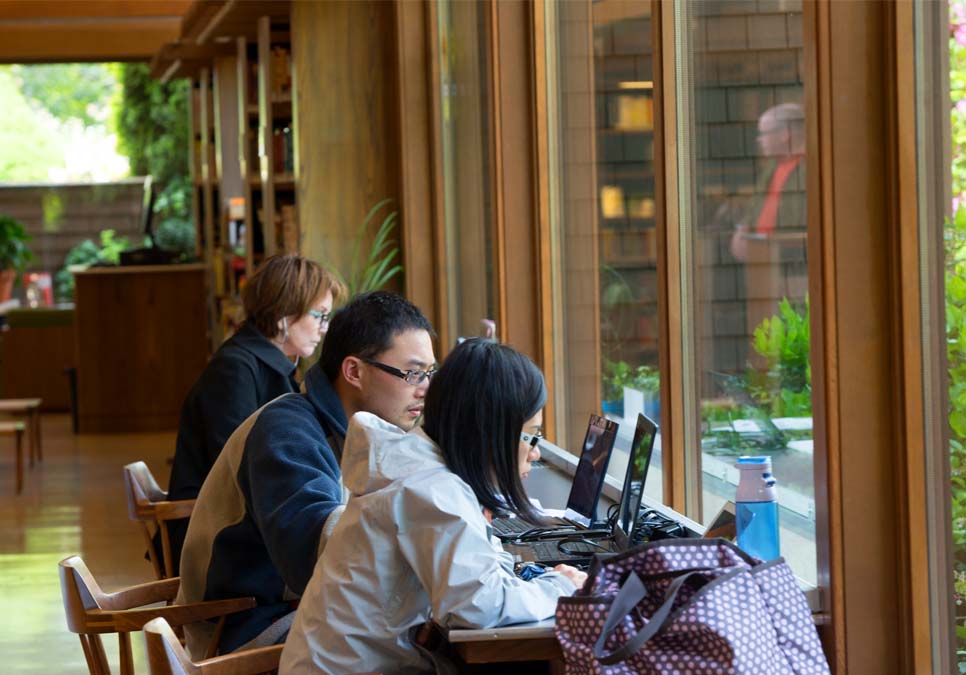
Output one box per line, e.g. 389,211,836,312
692,0,807,381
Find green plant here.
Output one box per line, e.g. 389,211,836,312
344,199,403,296
602,359,632,402
602,360,659,401
54,229,132,301
0,214,33,274
748,296,812,417
115,63,192,248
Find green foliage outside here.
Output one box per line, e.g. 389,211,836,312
701,298,810,455
0,68,66,181
602,359,659,402
114,63,194,256
951,3,966,663
949,207,966,656
13,63,117,128
747,297,812,418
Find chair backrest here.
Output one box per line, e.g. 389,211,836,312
123,461,194,579
59,555,107,635
59,556,258,674
144,618,283,675
59,555,178,675
123,461,167,522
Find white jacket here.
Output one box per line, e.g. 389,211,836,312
279,412,576,675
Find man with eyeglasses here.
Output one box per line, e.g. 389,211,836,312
178,291,437,657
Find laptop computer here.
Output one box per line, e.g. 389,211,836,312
513,413,659,567
491,413,619,541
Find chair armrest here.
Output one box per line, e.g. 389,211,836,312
193,644,284,675
154,499,195,521
111,596,258,632
101,576,180,609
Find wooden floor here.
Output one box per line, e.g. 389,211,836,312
0,413,175,674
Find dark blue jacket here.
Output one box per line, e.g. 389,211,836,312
176,364,348,655
162,322,297,573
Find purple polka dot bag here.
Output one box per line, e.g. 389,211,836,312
554,538,829,674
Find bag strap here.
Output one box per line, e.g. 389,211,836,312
592,570,710,665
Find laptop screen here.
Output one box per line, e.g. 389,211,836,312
564,414,619,526
617,413,659,537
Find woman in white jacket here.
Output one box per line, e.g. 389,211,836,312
280,339,586,675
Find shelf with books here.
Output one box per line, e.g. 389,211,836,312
234,16,297,278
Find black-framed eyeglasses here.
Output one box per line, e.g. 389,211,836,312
520,430,543,448
307,309,331,326
362,357,436,386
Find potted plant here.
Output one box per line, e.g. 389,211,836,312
0,215,33,302
344,198,403,296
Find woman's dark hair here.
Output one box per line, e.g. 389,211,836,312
244,254,345,339
422,339,547,523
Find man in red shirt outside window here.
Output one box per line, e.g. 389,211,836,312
730,102,805,262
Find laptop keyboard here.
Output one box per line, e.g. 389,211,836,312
491,518,533,538
526,538,610,563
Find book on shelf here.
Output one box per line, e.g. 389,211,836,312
271,45,291,99
281,204,299,254
272,125,295,174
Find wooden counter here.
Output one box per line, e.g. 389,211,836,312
74,264,208,432
1,307,75,410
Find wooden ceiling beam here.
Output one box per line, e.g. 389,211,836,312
183,0,290,45
149,39,234,81
0,20,182,63
0,1,192,21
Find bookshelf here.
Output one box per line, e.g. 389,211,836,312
237,17,297,279
188,67,224,345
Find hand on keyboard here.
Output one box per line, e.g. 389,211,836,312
553,564,587,589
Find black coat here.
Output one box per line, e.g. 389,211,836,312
160,322,298,573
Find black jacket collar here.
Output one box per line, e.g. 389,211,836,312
231,322,297,378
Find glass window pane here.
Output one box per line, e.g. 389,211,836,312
437,1,497,341
676,0,815,584
545,0,663,505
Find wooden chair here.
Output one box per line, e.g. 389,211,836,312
0,420,25,494
0,397,42,465
144,617,382,675
124,461,194,579
59,555,257,675
143,617,282,675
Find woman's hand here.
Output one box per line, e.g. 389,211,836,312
553,564,588,589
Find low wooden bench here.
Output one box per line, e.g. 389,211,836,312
0,398,42,466
0,420,25,494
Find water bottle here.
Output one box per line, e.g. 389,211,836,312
735,456,780,560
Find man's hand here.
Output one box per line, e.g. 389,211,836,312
730,223,750,261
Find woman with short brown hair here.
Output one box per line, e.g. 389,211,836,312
160,254,345,573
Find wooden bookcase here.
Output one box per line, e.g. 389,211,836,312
165,2,297,346
238,17,297,274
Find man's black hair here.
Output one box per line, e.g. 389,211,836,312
422,338,546,523
320,290,435,382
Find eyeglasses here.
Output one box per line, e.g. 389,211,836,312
362,358,436,386
307,309,331,327
520,430,543,448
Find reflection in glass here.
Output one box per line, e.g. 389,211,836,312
437,1,496,342
679,1,814,584
546,0,662,504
